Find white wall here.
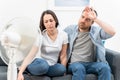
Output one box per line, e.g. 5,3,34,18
93,0,120,52
0,0,120,52
0,0,48,32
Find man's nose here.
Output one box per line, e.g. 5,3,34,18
81,18,86,22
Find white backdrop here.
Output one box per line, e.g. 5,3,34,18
0,0,120,52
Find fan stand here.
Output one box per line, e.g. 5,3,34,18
0,32,21,80
6,45,17,80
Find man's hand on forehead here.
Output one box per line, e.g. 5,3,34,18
83,6,97,21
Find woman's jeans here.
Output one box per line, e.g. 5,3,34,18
68,62,111,80
27,58,66,77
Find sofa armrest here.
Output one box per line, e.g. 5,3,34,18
106,49,120,80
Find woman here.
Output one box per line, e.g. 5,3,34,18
17,10,68,80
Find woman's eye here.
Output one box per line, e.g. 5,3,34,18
44,20,48,23
49,19,54,22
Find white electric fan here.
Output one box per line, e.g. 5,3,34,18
0,17,39,80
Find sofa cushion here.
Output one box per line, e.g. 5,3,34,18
0,57,7,66
51,74,114,80
24,74,51,80
85,74,114,80
52,74,72,80
0,73,7,80
85,74,97,80
0,66,7,80
0,66,7,72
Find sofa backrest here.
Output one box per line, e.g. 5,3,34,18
0,57,7,66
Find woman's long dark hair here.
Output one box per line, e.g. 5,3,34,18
39,10,59,32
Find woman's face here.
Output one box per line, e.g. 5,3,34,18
43,14,56,31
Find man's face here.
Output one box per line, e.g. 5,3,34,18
78,11,93,31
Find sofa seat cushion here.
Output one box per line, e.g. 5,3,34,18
0,66,7,80
0,73,7,80
24,74,51,80
85,74,97,80
51,73,114,80
52,74,72,80
0,66,7,72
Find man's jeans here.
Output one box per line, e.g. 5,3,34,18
27,58,66,77
68,62,111,80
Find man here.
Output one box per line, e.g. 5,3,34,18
64,6,116,80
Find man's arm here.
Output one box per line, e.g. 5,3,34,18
85,6,116,36
94,18,116,36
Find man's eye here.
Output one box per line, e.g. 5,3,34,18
81,16,84,19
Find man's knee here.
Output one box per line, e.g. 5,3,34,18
99,62,111,73
69,62,85,73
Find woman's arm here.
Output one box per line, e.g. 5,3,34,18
59,44,68,67
17,45,39,80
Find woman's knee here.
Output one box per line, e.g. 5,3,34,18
46,63,66,76
55,64,66,74
27,58,49,75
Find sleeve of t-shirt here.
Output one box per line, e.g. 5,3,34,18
63,31,68,44
34,34,42,47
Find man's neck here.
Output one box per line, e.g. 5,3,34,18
79,28,89,32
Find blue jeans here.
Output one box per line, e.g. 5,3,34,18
27,58,66,77
68,62,111,80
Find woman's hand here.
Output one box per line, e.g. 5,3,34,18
17,73,24,80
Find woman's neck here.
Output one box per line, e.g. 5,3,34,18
47,28,57,36
46,28,58,41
